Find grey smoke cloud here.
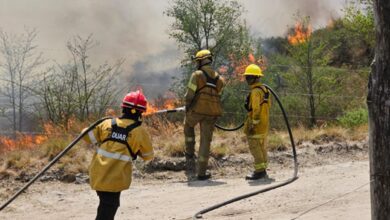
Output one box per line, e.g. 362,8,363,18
0,0,346,95
243,0,346,36
0,0,180,67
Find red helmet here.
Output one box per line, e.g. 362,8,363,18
121,90,147,112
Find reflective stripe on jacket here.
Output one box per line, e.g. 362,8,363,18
185,65,224,116
83,118,154,192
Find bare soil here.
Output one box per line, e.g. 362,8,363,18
0,140,370,220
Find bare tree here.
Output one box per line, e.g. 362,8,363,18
0,28,44,137
368,0,390,219
39,35,123,128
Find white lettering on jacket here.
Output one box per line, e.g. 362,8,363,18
111,132,127,141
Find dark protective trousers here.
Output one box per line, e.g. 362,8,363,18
96,191,121,220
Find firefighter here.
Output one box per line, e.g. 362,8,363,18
83,90,154,220
243,64,271,180
184,49,224,180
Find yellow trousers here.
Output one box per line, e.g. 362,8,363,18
247,136,268,172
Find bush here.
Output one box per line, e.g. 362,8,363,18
338,108,368,128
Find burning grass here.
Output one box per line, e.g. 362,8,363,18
0,114,368,182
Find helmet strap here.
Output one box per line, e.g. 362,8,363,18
121,108,142,121
245,76,260,85
197,58,212,69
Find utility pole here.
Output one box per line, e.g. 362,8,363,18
368,1,390,219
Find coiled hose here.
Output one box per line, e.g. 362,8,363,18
194,84,298,219
0,117,111,211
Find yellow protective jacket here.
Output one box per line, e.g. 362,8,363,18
244,82,271,137
185,65,224,116
83,118,154,192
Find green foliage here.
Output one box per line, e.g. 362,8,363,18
165,0,252,99
217,80,247,126
343,0,375,48
165,0,250,62
166,2,372,129
338,108,368,128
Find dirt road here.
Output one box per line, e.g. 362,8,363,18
0,159,370,220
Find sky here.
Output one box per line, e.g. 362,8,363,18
0,0,348,96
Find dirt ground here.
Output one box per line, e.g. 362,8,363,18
0,141,371,220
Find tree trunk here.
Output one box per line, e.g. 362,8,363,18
368,1,390,219
10,71,17,138
307,41,316,128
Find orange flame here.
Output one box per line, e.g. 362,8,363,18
144,92,178,116
229,53,267,81
144,103,159,115
248,53,256,63
218,65,228,74
288,22,312,45
327,18,335,29
0,133,48,152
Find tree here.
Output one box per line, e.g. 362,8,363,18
368,0,390,219
165,0,252,96
343,0,375,48
342,0,375,66
39,35,123,128
283,16,344,128
0,28,44,137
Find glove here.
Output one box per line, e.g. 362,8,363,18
249,120,260,135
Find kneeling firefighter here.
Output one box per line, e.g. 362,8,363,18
83,90,154,220
184,49,224,180
243,64,271,180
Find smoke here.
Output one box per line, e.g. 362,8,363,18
127,46,181,98
0,0,346,98
243,0,346,37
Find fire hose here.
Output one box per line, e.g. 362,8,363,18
151,85,298,218
0,85,297,217
0,117,111,211
192,84,298,219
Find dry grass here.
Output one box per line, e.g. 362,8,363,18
210,143,230,159
0,115,369,180
145,116,186,157
292,125,368,144
0,123,93,178
348,124,369,141
268,132,290,151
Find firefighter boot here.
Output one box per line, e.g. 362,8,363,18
197,161,211,180
197,171,211,181
245,170,268,180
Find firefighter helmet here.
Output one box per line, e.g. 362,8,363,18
193,49,212,61
121,90,147,112
243,64,263,77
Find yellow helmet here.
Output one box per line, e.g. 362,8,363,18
194,49,212,61
243,64,263,77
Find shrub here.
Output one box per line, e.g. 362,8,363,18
338,108,368,128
